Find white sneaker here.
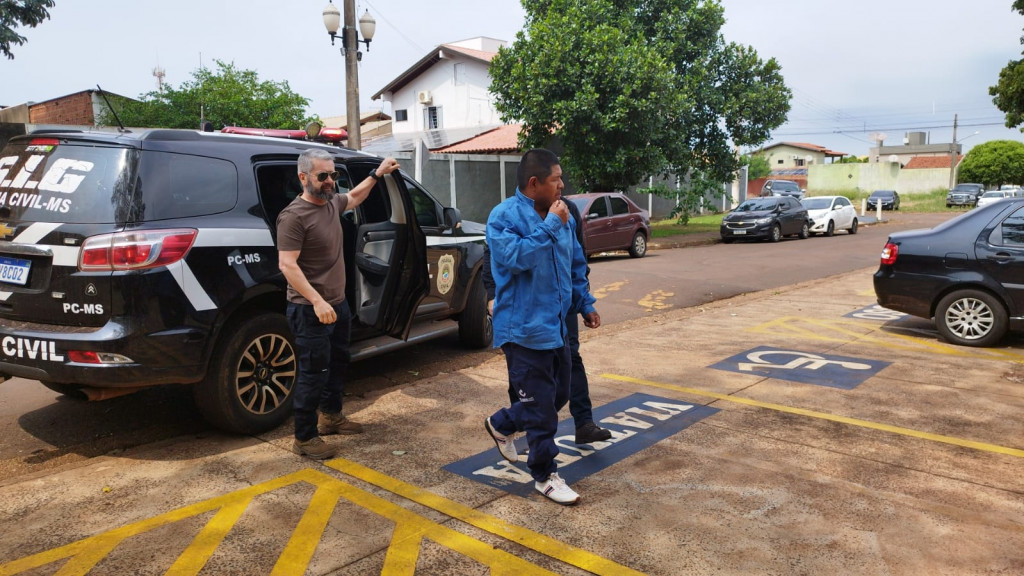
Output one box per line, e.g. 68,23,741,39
485,417,518,462
535,473,580,505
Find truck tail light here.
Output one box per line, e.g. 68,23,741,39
880,242,898,266
80,229,198,271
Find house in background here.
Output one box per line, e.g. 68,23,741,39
320,110,393,142
0,89,126,126
364,37,509,154
758,142,847,169
870,131,960,166
749,142,847,195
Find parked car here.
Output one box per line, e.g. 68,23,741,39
565,192,651,258
720,196,810,243
946,183,985,208
874,199,1024,347
975,190,1014,208
800,195,859,236
760,179,805,201
0,128,492,434
867,189,900,210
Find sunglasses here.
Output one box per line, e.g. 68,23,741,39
309,170,341,183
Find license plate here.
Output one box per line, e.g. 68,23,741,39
733,230,746,235
0,256,31,286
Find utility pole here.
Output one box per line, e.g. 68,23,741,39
343,0,361,150
949,113,958,189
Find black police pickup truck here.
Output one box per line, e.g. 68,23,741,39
0,129,491,433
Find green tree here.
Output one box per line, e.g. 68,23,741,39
957,140,1024,186
490,0,790,196
0,0,54,59
742,154,771,179
989,1,1024,129
836,155,867,164
98,60,314,130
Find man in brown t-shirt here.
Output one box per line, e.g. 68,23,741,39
277,148,399,459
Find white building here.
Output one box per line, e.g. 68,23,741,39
366,37,508,153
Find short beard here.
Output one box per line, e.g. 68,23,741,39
305,179,334,201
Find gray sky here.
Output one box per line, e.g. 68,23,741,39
2,1,1022,157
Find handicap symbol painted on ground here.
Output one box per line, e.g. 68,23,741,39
709,346,890,389
444,393,718,497
845,304,909,321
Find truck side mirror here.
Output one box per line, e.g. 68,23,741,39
443,207,463,231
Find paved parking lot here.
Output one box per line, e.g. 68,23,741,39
1,266,1021,575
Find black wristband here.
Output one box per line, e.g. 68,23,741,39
367,170,380,181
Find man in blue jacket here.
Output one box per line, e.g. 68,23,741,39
483,148,600,505
481,199,612,446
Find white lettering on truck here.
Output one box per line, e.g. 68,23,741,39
1,336,65,361
227,253,262,266
62,303,104,315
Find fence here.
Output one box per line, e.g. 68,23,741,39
405,147,738,224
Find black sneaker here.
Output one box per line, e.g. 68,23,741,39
575,421,612,444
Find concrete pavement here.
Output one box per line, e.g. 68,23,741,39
0,264,1021,575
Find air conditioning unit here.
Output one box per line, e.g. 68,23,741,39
417,91,433,105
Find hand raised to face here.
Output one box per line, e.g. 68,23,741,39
550,199,569,225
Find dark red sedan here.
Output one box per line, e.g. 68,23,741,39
566,192,652,258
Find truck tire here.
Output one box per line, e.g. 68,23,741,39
458,274,493,349
194,313,297,434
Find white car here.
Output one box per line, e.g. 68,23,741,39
975,190,1013,208
800,195,858,236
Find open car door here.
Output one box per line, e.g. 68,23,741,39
348,164,428,339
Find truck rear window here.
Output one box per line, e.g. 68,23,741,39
0,140,236,224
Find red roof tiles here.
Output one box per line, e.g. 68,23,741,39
434,124,522,154
904,155,962,169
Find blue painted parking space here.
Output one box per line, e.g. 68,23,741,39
845,304,910,322
445,393,718,497
709,346,890,389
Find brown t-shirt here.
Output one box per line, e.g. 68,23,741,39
276,194,350,305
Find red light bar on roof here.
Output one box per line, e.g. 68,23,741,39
29,138,60,146
318,127,347,142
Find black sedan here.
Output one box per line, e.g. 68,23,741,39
867,189,900,210
720,196,810,243
874,199,1024,346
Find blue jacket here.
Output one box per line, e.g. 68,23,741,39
488,189,596,350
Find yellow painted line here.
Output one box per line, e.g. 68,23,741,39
638,289,674,312
2,464,641,576
602,373,1024,459
166,496,253,576
2,470,311,575
327,458,645,576
272,482,344,575
749,316,1024,361
592,280,628,300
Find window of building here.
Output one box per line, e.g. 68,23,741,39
777,159,784,164
454,62,465,86
395,109,408,122
423,106,442,130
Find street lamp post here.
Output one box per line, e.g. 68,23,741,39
322,1,376,150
